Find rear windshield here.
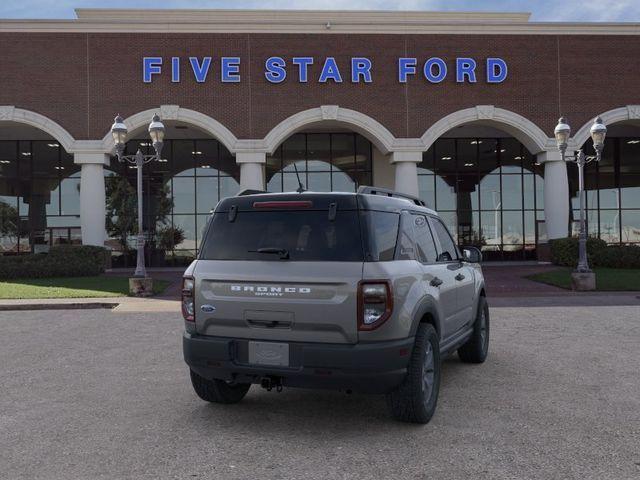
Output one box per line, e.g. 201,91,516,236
200,210,364,261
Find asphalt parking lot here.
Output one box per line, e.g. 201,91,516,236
1,305,639,480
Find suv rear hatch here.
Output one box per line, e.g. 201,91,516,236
194,194,363,344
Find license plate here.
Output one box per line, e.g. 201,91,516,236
248,341,290,367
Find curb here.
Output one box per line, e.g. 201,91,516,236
0,302,120,312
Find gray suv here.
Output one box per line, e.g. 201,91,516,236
182,187,489,424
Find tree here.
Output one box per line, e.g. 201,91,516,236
105,175,173,251
0,201,19,238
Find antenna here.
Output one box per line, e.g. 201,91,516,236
292,162,306,193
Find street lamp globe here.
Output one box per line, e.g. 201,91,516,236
110,115,128,157
554,117,571,154
590,116,607,153
148,114,165,157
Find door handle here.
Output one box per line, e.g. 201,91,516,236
455,273,465,281
430,277,443,287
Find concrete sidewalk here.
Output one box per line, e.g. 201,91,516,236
0,296,179,313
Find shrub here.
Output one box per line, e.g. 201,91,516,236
550,237,607,267
550,237,640,269
592,245,640,269
0,245,109,280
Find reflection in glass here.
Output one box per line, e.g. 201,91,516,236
435,176,456,210
524,211,536,245
418,174,435,208
620,180,640,208
479,175,501,211
438,211,457,243
599,210,620,243
481,211,501,250
105,138,238,265
577,136,640,245
502,211,523,246
501,175,523,210
196,176,219,214
0,140,80,254
418,137,543,259
266,132,372,193
621,210,640,243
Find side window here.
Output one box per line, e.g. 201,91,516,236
431,217,459,262
394,212,416,260
412,214,438,263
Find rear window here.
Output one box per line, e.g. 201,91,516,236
200,210,364,261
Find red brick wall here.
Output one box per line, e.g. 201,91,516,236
1,32,639,142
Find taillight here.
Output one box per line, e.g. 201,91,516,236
358,280,393,331
182,276,195,322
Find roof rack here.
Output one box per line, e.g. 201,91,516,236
357,186,427,207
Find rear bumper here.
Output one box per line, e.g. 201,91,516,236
183,332,414,394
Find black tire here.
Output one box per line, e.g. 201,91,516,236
189,369,251,404
458,296,490,364
386,323,441,424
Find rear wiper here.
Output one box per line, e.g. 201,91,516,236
248,247,290,260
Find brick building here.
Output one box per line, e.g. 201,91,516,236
1,9,639,264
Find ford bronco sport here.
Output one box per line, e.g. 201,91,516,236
182,187,489,424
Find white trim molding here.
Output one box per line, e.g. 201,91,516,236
263,106,396,155
100,105,239,154
421,105,553,154
0,106,76,153
3,10,640,35
571,105,640,149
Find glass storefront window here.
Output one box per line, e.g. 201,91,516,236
266,132,372,193
621,210,640,243
106,138,239,266
479,175,501,211
417,174,435,208
599,210,620,243
0,140,80,254
435,176,456,210
419,137,543,260
574,136,640,245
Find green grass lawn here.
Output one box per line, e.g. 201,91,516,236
0,276,171,299
527,268,640,291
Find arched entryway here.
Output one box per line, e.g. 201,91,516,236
262,106,393,194
419,107,551,260
0,109,80,254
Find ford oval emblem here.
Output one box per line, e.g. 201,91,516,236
200,304,216,313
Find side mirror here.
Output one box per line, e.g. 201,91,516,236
462,246,482,263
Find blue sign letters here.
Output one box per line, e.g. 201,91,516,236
143,55,508,84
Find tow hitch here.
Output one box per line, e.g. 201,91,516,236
260,376,283,392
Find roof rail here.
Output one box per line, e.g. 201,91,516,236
357,186,427,207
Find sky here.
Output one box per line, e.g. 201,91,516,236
0,0,639,22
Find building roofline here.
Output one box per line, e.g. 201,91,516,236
75,8,533,23
0,9,639,35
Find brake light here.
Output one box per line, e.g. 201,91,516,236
358,280,393,331
253,201,313,209
182,276,195,322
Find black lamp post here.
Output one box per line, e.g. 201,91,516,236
110,113,165,279
554,116,607,286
